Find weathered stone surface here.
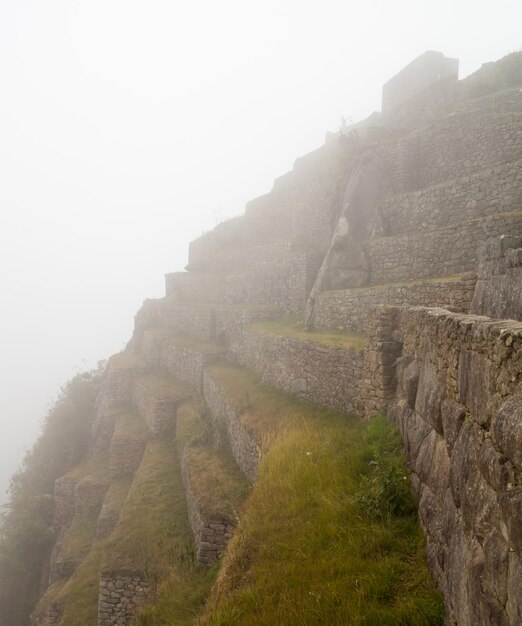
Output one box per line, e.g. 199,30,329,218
203,372,260,483
97,574,150,626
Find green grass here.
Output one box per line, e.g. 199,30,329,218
63,451,110,482
184,446,250,520
112,408,150,441
135,373,193,401
206,364,310,444
53,541,105,626
97,477,133,525
176,402,210,452
59,516,97,564
197,411,443,626
102,431,195,576
249,315,368,351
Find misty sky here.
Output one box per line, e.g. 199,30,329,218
0,0,520,503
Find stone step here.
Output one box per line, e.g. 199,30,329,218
312,273,478,333
365,210,522,285
176,403,249,565
380,159,522,237
132,373,191,434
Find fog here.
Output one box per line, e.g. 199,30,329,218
0,0,520,503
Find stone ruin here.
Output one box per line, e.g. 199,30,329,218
31,51,522,626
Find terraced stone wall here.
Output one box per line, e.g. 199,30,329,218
97,575,150,626
229,330,366,416
312,274,477,333
390,306,522,626
202,373,260,483
181,451,235,565
472,235,522,321
380,159,522,236
165,247,321,314
162,342,223,391
416,109,522,188
366,212,522,285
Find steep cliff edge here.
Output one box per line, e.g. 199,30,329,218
1,51,522,626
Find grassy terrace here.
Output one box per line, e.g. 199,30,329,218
249,315,368,351
63,451,110,483
112,408,150,441
185,446,250,520
206,364,308,443
135,373,193,403
103,431,192,576
145,327,224,353
199,412,443,626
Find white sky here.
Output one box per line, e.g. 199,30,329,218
0,0,520,502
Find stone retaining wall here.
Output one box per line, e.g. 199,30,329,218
312,274,477,333
203,373,260,483
132,378,180,434
416,108,522,188
366,212,522,285
162,342,223,391
74,480,109,518
229,330,366,416
53,478,77,528
107,355,147,409
389,306,522,625
381,160,522,236
181,450,235,565
97,574,150,626
109,436,145,478
165,248,321,314
471,235,522,321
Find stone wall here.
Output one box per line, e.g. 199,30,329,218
380,159,522,236
229,329,366,416
366,212,522,285
165,247,321,314
107,355,147,409
471,235,522,321
74,479,108,518
382,51,458,114
416,108,522,189
162,342,224,391
312,274,477,333
98,574,150,626
203,372,260,483
53,478,77,528
181,450,235,565
109,435,145,478
389,306,522,626
132,377,180,434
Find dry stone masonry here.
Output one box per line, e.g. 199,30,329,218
97,575,150,626
30,52,522,626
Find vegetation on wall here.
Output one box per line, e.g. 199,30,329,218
0,364,105,626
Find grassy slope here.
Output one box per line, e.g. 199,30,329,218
196,368,443,626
